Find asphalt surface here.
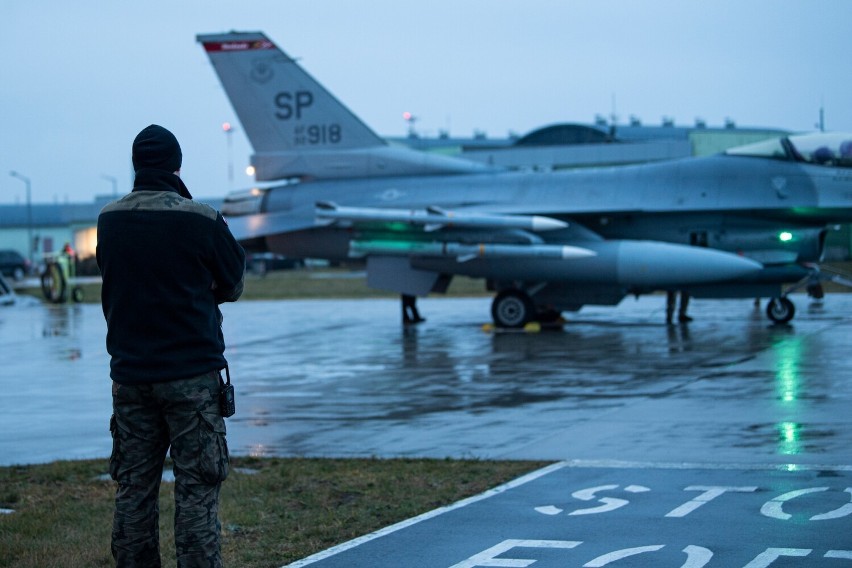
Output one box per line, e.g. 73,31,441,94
2,292,851,566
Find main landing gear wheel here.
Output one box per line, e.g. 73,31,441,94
491,289,535,328
766,296,795,324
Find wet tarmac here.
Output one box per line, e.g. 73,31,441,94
5,293,852,566
2,293,851,467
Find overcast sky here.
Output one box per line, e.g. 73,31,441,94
2,0,850,205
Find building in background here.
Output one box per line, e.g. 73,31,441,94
392,119,790,170
0,196,223,272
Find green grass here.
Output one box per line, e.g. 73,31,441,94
14,267,490,304
0,457,547,568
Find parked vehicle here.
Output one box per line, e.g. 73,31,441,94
40,251,83,304
0,273,15,306
0,250,29,281
247,253,304,276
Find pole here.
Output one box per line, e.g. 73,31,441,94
101,174,118,198
223,122,234,189
10,171,33,267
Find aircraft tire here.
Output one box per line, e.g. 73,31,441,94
491,289,534,328
766,296,795,324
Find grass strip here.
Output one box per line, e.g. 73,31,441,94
14,268,490,304
0,456,548,568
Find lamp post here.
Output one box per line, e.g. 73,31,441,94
9,171,33,266
223,122,234,189
101,174,118,198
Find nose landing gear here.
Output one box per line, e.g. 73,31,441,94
765,296,795,324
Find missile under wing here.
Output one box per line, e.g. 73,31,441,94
197,31,852,326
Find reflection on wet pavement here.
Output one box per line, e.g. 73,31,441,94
2,295,852,467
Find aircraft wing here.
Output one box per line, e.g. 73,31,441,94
224,210,316,242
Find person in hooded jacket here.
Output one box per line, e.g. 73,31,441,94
97,124,245,568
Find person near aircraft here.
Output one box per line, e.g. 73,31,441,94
402,294,425,324
97,124,245,567
813,146,834,165
666,290,692,324
58,241,76,284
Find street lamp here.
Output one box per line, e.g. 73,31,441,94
223,122,234,189
101,174,118,198
9,171,33,266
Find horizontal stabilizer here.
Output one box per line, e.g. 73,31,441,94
224,210,315,242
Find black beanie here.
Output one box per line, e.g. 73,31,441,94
132,124,182,173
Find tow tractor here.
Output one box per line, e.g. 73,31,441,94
40,252,84,304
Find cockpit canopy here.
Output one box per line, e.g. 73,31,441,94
726,132,852,168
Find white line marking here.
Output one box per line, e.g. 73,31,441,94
282,461,569,567
665,486,758,518
811,488,852,521
761,487,828,520
448,540,582,568
743,548,811,567
559,459,852,472
583,545,665,566
281,459,852,567
533,505,562,515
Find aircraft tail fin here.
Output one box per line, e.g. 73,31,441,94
197,31,492,181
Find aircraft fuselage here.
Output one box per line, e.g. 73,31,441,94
261,154,847,270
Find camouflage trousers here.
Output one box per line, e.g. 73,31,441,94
109,370,229,568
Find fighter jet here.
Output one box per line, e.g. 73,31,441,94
197,31,852,326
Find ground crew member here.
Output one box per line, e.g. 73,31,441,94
666,290,692,324
97,124,245,567
401,293,425,324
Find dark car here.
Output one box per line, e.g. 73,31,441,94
247,252,304,275
0,250,30,280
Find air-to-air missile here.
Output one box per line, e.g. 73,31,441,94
316,202,568,232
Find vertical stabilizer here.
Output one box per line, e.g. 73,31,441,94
197,32,384,155
197,31,493,181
